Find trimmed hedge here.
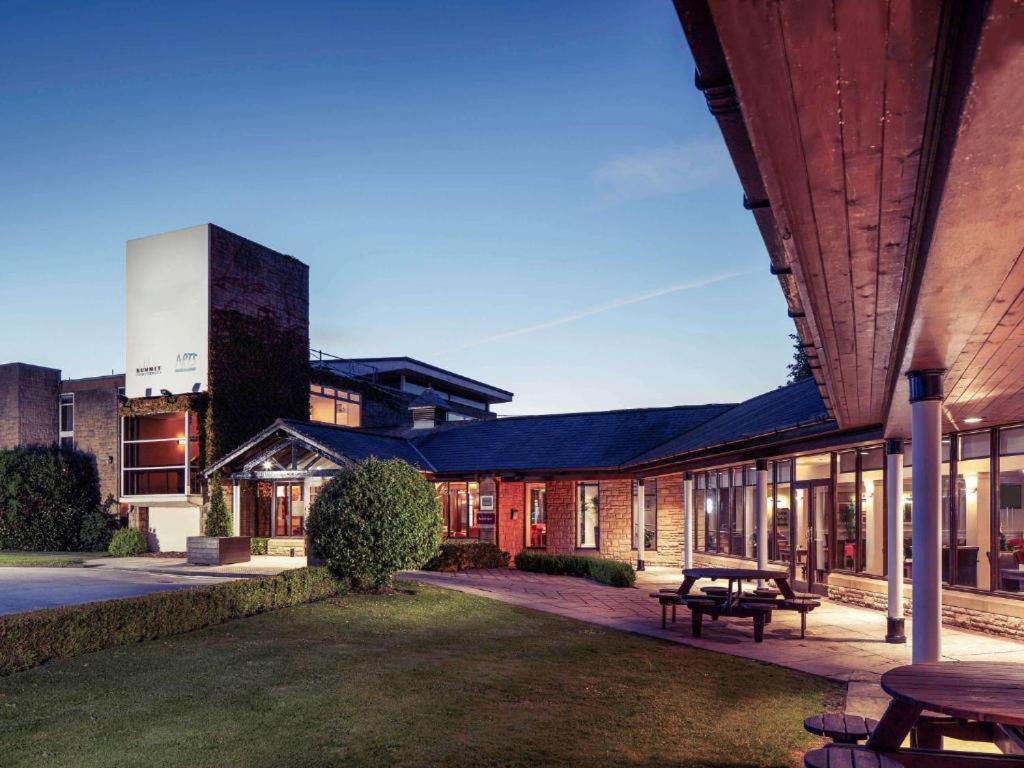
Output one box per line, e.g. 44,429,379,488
423,541,510,572
513,552,636,587
250,537,269,555
0,566,344,676
108,528,148,557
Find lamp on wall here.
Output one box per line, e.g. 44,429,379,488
966,474,979,497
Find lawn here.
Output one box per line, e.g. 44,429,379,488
0,551,108,567
0,582,838,768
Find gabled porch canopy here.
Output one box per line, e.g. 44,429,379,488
677,0,1024,436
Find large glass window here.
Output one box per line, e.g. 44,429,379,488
527,483,547,548
955,432,990,589
773,460,793,564
439,482,480,539
694,474,706,553
632,479,658,550
59,393,74,451
861,446,885,576
577,482,600,549
997,427,1024,592
835,451,857,570
121,412,200,496
274,483,304,537
309,384,361,427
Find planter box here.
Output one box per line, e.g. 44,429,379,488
186,536,252,566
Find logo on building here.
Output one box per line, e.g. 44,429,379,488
135,364,162,377
175,352,198,373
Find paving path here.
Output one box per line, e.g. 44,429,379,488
407,567,1024,718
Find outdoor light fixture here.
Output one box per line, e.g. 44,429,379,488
160,389,173,397
176,437,186,447
263,460,272,470
966,474,979,496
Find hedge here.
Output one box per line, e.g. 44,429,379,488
0,566,344,676
513,552,636,587
108,527,148,557
423,540,510,571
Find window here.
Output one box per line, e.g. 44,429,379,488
274,483,305,537
632,479,658,550
121,411,200,496
577,483,599,549
309,384,361,427
439,482,480,539
527,483,546,548
59,393,74,451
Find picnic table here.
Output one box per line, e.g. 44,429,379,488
861,661,1024,765
677,567,798,610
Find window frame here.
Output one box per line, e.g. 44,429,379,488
631,479,658,551
576,482,600,550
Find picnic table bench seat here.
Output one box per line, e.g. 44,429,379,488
685,597,719,637
649,592,681,629
780,596,821,638
700,585,729,597
739,601,774,643
804,713,878,744
803,747,900,768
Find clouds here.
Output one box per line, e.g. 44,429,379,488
456,270,753,350
592,139,729,204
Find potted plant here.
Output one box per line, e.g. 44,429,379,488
186,473,251,565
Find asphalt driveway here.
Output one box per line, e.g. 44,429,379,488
0,567,229,616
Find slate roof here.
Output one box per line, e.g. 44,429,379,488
626,377,833,466
406,403,735,473
276,419,433,470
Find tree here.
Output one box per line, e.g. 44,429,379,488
204,473,232,537
306,458,442,589
786,333,813,384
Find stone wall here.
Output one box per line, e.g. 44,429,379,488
497,480,525,555
597,479,633,561
545,480,576,554
0,363,59,449
62,374,124,503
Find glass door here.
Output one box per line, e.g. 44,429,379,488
793,480,830,594
273,483,304,537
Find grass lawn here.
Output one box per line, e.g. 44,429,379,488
0,582,839,768
0,551,108,567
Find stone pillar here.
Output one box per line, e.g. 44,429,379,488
755,459,769,574
635,479,646,571
232,479,241,537
683,472,694,570
885,439,906,643
908,369,945,664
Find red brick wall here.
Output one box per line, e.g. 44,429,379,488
497,480,524,556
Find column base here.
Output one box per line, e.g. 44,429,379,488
636,559,646,571
885,617,906,644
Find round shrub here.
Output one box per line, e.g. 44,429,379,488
0,446,102,551
108,528,148,557
306,458,442,589
204,473,231,537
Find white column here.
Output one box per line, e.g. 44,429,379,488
885,439,906,643
755,459,769,572
909,369,945,664
683,473,694,570
232,479,241,537
635,479,646,571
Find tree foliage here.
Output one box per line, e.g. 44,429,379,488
0,446,111,551
306,458,442,589
204,473,232,537
786,333,813,384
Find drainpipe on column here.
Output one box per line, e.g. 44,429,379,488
635,479,646,571
885,439,906,643
908,369,945,664
683,472,694,570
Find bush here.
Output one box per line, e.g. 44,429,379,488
77,504,116,552
0,446,102,551
205,473,231,537
250,537,268,556
307,458,442,589
423,541,510,571
513,552,636,587
0,566,344,675
108,528,148,557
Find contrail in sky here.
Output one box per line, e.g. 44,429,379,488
456,269,754,350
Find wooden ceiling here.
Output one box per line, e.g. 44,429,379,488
679,0,1024,436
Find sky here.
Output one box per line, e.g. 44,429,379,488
0,0,794,416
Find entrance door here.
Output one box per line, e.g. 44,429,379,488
274,483,304,537
793,480,830,594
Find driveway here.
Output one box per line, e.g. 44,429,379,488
0,567,229,616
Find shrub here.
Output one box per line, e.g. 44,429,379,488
306,458,442,589
204,473,231,537
250,537,268,556
513,552,636,587
77,504,116,552
0,446,102,551
0,566,344,675
108,528,148,557
423,541,510,571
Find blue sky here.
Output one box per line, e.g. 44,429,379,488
0,0,793,415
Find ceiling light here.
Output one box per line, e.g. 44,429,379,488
964,417,984,424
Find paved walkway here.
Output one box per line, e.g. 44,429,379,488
407,567,1024,719
85,554,306,578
